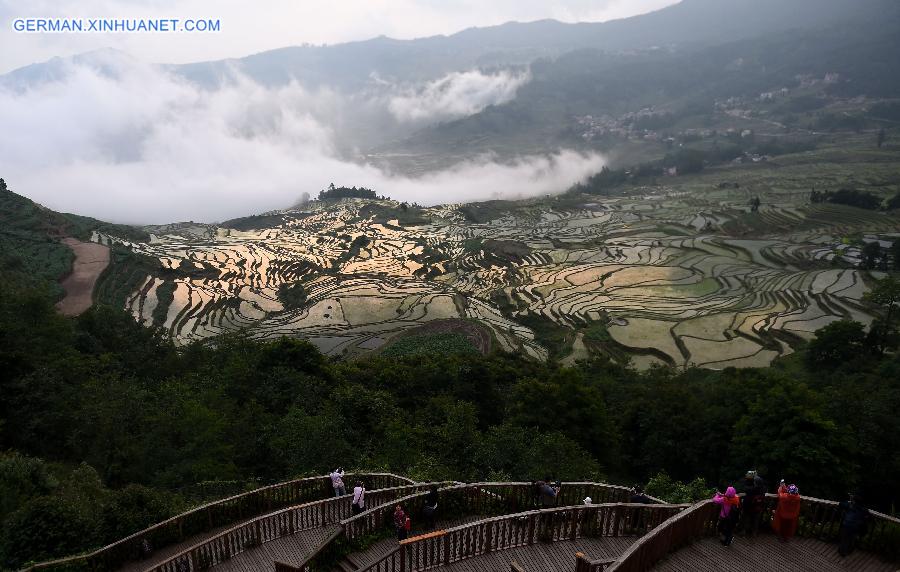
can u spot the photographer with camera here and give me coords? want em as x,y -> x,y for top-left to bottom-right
330,467 -> 346,497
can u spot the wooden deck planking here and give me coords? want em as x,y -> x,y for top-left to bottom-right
435,537 -> 636,572
651,535 -> 895,572
207,525 -> 341,572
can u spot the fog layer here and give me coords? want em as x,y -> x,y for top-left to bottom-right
0,59 -> 604,224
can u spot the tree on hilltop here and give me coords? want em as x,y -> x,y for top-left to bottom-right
806,319 -> 868,368
864,276 -> 900,353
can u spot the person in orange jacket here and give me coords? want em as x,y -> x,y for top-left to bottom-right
772,481 -> 801,542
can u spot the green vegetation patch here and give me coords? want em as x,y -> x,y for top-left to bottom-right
458,201 -> 510,224
357,202 -> 430,226
381,333 -> 479,358
152,281 -> 177,326
220,213 -> 289,231
515,312 -> 575,361
277,282 -> 308,311
583,321 -> 612,344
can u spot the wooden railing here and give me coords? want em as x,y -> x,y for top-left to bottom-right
359,503 -> 686,572
341,481 -> 657,543
603,499 -> 716,572
21,473 -> 413,572
605,493 -> 900,571
146,482 -> 449,572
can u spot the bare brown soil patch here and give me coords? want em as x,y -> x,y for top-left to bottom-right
56,238 -> 110,316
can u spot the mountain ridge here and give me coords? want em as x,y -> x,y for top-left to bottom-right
2,0 -> 889,91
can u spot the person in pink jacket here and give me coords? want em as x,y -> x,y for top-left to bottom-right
713,486 -> 741,546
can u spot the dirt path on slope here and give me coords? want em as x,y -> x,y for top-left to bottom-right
56,238 -> 110,316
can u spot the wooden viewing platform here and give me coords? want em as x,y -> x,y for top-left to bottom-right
19,476 -> 899,572
143,481 -> 647,572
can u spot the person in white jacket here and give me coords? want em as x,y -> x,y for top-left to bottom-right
352,482 -> 366,515
330,468 -> 346,496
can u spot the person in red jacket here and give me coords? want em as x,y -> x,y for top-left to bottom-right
772,482 -> 802,542
393,504 -> 408,541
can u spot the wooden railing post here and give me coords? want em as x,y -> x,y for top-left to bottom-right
574,552 -> 590,572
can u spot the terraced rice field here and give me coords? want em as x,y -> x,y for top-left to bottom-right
94,187 -> 898,369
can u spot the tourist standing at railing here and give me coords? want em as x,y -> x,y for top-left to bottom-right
537,476 -> 560,508
423,486 -> 439,530
630,485 -> 652,504
351,481 -> 366,515
838,493 -> 870,557
772,482 -> 801,542
713,486 -> 741,546
330,468 -> 346,497
394,504 -> 408,541
740,470 -> 767,537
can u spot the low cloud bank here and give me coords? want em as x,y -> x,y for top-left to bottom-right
0,59 -> 602,224
388,69 -> 530,123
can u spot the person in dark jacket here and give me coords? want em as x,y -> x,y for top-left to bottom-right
423,486 -> 439,530
838,494 -> 870,557
630,485 -> 652,504
740,471 -> 767,536
537,476 -> 559,508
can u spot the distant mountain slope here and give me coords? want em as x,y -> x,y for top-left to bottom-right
1,0 -> 888,91
168,0 -> 899,90
390,6 -> 900,160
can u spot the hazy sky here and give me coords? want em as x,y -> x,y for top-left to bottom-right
0,0 -> 678,73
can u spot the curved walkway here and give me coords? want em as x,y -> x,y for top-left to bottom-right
214,525 -> 341,572
350,502 -> 686,572
439,537 -> 634,572
144,482 -> 452,572
651,535 -> 893,572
